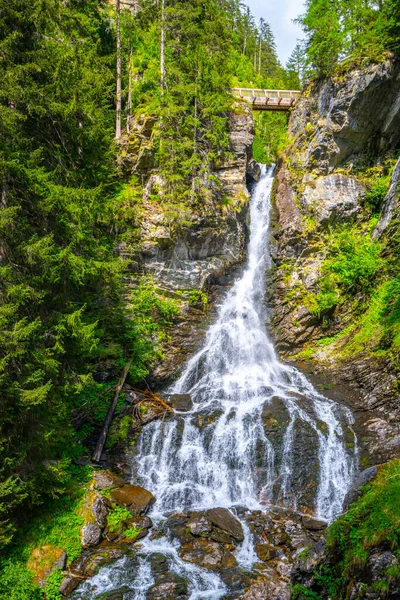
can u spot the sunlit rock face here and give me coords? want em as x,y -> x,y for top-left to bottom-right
289,59 -> 400,174
270,58 -> 400,466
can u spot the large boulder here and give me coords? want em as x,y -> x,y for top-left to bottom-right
93,470 -> 125,491
110,484 -> 156,515
206,508 -> 244,542
147,573 -> 189,600
300,174 -> 364,226
179,538 -> 236,570
81,522 -> 102,548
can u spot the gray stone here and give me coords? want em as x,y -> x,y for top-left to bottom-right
59,575 -> 81,596
301,516 -> 328,531
206,507 -> 244,542
367,549 -> 395,580
301,174 -> 364,226
343,465 -> 378,511
93,470 -> 125,491
373,157 -> 400,239
90,493 -> 108,528
81,522 -> 102,547
166,394 -> 193,412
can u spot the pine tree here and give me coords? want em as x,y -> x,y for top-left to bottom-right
286,42 -> 307,88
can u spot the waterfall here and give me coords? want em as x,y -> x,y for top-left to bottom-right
136,165 -> 356,520
72,166 -> 357,599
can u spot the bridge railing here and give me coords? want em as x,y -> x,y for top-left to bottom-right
230,88 -> 301,111
231,88 -> 301,99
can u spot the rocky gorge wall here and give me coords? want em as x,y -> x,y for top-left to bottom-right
270,59 -> 400,600
270,58 -> 400,468
118,103 -> 259,386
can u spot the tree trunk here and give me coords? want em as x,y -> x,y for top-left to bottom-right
127,49 -> 133,133
160,0 -> 166,94
115,0 -> 122,139
92,358 -> 133,463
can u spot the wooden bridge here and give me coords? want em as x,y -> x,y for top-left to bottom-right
231,88 -> 301,111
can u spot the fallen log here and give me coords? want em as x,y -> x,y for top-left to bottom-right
92,358 -> 133,463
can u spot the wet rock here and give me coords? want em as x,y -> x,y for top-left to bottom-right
72,544 -> 125,579
166,393 -> 193,412
150,552 -> 169,576
254,542 -> 279,562
110,484 -> 156,515
206,508 -> 244,542
247,159 -> 261,182
301,516 -> 328,531
179,538 -> 237,570
93,470 -> 125,491
237,579 -> 290,600
164,513 -> 193,544
59,575 -> 81,596
274,164 -> 303,242
148,573 -> 189,600
343,465 -> 378,511
220,567 -> 257,595
187,513 -> 212,537
81,523 -> 102,548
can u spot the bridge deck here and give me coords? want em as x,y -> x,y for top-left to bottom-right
231,88 -> 301,111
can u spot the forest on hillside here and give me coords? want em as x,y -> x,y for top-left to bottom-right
0,0 -> 399,598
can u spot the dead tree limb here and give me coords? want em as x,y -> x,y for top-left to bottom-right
92,358 -> 133,462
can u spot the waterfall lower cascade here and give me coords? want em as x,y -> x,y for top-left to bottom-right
73,166 -> 357,599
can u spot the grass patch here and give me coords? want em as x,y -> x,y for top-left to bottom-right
0,464 -> 92,600
294,459 -> 400,599
106,505 -> 132,534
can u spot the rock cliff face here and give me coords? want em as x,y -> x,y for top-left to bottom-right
270,58 -> 400,466
119,103 -> 257,385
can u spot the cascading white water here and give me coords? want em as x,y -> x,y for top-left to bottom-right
136,165 -> 356,520
72,166 -> 357,600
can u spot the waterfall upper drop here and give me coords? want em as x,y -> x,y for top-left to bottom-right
136,165 -> 357,522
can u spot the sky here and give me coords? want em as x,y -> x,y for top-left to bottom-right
244,0 -> 306,65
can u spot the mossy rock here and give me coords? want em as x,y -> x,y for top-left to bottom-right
27,544 -> 67,588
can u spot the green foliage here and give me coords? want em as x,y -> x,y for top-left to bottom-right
307,460 -> 400,599
124,526 -> 142,539
292,584 -> 322,600
324,230 -> 383,289
127,278 -> 180,380
44,569 -> 63,600
253,113 -> 290,164
363,176 -> 391,212
307,226 -> 384,317
106,415 -> 133,449
188,289 -> 209,311
0,465 -> 91,600
297,0 -> 400,77
0,562 -> 42,600
107,505 -> 132,534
